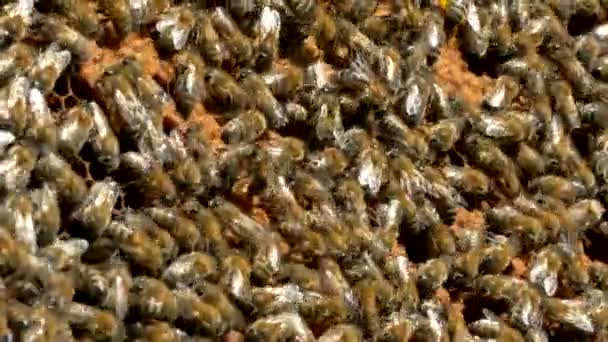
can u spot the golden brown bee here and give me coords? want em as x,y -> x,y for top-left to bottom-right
483,75 -> 520,111
63,302 -> 126,341
27,86 -> 58,149
528,175 -> 586,203
253,6 -> 281,72
39,238 -> 88,271
174,288 -> 226,336
527,244 -> 562,296
32,14 -> 96,61
71,180 -> 120,239
190,10 -> 224,66
99,0 -> 133,38
172,50 -> 207,116
87,101 -> 120,170
250,283 -> 303,316
374,312 -> 415,342
130,276 -> 178,322
35,152 -> 88,207
0,76 -> 30,137
30,184 -> 61,247
155,6 -> 195,52
0,42 -> 35,86
516,142 -> 546,178
429,117 -> 467,152
472,110 -> 539,144
442,165 -> 490,198
212,196 -> 266,243
104,220 -> 164,276
205,67 -> 249,110
218,253 -> 252,306
241,71 -> 289,129
182,199 -> 230,257
0,143 -> 37,193
28,43 -> 71,95
395,72 -> 432,128
247,312 -> 315,342
196,282 -> 246,332
379,113 -> 429,163
416,258 -> 450,297
120,151 -> 177,205
57,104 -> 94,158
210,7 -> 253,67
468,309 -> 526,341
466,134 -> 520,197
550,80 -> 581,130
261,64 -> 304,100
479,234 -> 518,275
1,192 -> 36,254
146,206 -> 202,252
221,109 -> 267,144
318,324 -> 362,342
543,297 -> 595,335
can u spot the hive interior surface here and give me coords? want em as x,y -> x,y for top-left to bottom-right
0,0 -> 608,340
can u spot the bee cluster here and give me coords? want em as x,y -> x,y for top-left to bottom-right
1,0 -> 608,340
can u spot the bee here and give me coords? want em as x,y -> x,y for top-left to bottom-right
218,254 -> 252,307
250,283 -> 304,316
35,152 -> 87,208
468,309 -> 526,341
395,71 -> 432,128
480,234 -> 518,275
543,297 -> 595,334
104,220 -> 164,276
0,43 -> 35,87
442,165 -> 490,199
416,258 -> 450,297
26,87 -> 57,150
172,50 -> 208,116
182,200 -> 230,257
63,302 -> 125,341
318,324 -> 362,342
146,206 -> 201,252
125,211 -> 178,264
252,232 -> 284,284
580,101 -> 608,130
196,282 -> 246,331
240,71 -> 288,129
191,10 -> 224,66
87,101 -> 120,170
7,301 -> 74,341
119,151 -> 177,205
0,192 -> 36,254
129,321 -> 191,342
527,244 -> 562,296
466,134 -> 520,197
211,197 -> 266,244
284,101 -> 308,123
254,7 -> 281,72
429,117 -> 467,152
483,75 -> 520,111
0,76 -> 30,137
71,180 -> 119,239
31,14 -> 96,62
549,80 -> 581,131
130,76 -> 175,130
57,104 -> 94,159
374,312 -> 415,341
39,238 -> 88,271
210,7 -> 253,67
130,276 -> 178,322
30,184 -> 60,248
0,143 -> 37,193
378,114 -> 429,163
549,47 -> 596,98
569,198 -> 605,233
246,312 -> 315,342
528,175 -> 586,203
28,43 -> 71,95
205,67 -> 250,110
471,111 -> 539,144
155,6 -> 195,52
485,205 -> 547,250
589,260 -> 608,291
515,143 -> 546,179
174,288 -> 225,336
221,109 -> 267,144
261,64 -> 304,101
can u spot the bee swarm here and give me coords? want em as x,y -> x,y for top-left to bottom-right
1,0 -> 608,340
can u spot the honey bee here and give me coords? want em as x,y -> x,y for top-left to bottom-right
429,117 -> 467,152
479,234 -> 518,275
39,238 -> 88,271
181,199 -> 230,257
57,104 -> 94,159
221,109 -> 267,144
528,175 -> 586,203
378,113 -> 429,163
190,10 -> 224,66
99,0 -> 132,38
284,101 -> 308,122
589,260 -> 608,291
104,220 -> 164,276
252,231 -> 283,284
543,297 -> 595,334
250,283 -> 304,316
254,7 -> 281,72
0,76 -> 30,137
0,143 -> 37,193
205,67 -> 250,110
130,276 -> 178,322
374,311 -> 415,341
246,312 -> 315,342
466,134 -> 520,197
218,253 -> 252,307
261,64 -> 304,101
146,206 -> 202,252
28,43 -> 71,95
395,71 -> 432,128
196,282 -> 246,332
172,50 -> 207,116
30,184 -> 61,247
35,152 -> 88,208
155,6 -> 195,52
71,180 -> 120,239
26,87 -> 58,150
211,196 -> 266,244
63,302 -> 126,341
317,324 -> 362,342
484,75 -> 520,111
240,71 -> 288,129
119,151 -> 177,205
527,244 -> 562,296
442,165 -> 490,199
1,192 -> 36,254
580,100 -> 608,130
485,205 -> 547,249
0,42 -> 35,87
468,309 -> 526,341
87,101 -> 120,170
416,258 -> 450,297
174,288 -> 226,336
32,13 -> 96,61
210,7 -> 253,67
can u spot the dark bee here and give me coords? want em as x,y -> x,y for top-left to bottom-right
191,10 -> 225,66
205,67 -> 250,110
241,71 -> 288,129
221,109 -> 267,144
35,152 -> 88,208
155,6 -> 195,52
210,7 -> 253,67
